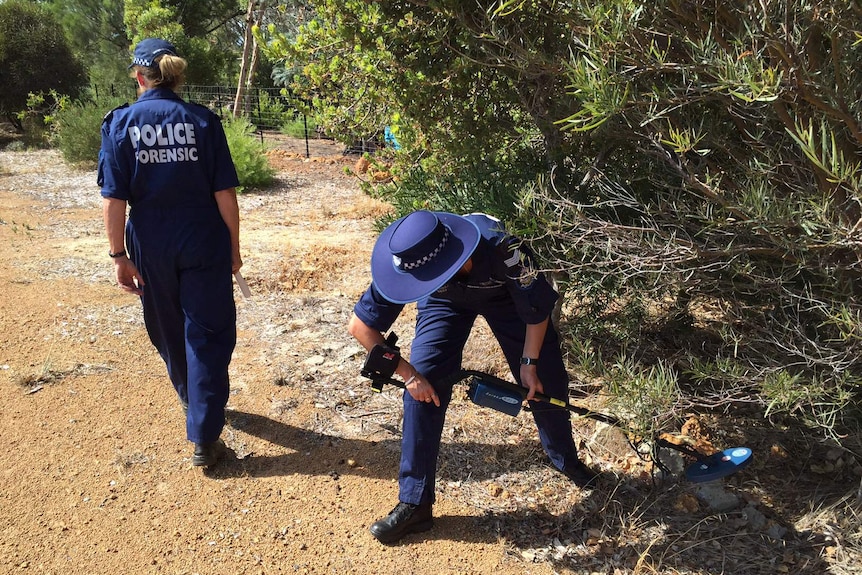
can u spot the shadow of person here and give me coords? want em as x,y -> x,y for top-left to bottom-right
202,409 -> 401,479
208,409 -> 616,487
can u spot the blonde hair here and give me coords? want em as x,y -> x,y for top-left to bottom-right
131,54 -> 187,92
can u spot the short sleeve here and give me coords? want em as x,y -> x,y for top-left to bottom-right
98,111 -> 131,200
353,284 -> 405,332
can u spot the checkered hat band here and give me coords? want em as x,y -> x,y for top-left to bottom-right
132,49 -> 175,67
395,228 -> 450,271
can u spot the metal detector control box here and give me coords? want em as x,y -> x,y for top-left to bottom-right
468,377 -> 524,417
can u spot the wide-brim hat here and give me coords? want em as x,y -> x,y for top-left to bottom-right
129,38 -> 177,68
371,211 -> 481,304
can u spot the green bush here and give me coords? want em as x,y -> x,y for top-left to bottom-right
52,92 -> 127,165
222,116 -> 275,192
251,91 -> 291,130
367,141 -> 546,232
281,113 -> 317,139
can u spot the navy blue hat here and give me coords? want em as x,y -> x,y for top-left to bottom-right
129,38 -> 177,68
371,211 -> 481,304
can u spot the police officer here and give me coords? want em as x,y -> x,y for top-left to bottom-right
98,38 -> 241,468
348,210 -> 599,543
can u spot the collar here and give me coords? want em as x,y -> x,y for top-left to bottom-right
136,87 -> 182,103
452,239 -> 490,284
470,240 -> 492,279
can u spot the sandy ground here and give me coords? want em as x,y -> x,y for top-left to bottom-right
1,144 -> 860,575
0,145 -> 584,575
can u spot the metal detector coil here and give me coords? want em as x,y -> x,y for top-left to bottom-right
684,447 -> 753,483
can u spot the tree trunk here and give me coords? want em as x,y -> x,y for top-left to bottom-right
232,0 -> 257,117
244,1 -> 268,103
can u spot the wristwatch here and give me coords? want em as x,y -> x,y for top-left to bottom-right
520,357 -> 538,366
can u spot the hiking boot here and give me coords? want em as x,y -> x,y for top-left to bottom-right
192,440 -> 225,467
369,501 -> 433,543
560,460 -> 600,488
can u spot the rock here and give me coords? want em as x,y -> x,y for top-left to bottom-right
302,355 -> 325,366
695,482 -> 740,511
673,493 -> 700,513
741,504 -> 767,530
766,523 -> 788,540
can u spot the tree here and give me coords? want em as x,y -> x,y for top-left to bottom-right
233,0 -> 268,117
262,0 -> 862,438
0,0 -> 87,130
123,0 -> 243,86
528,0 -> 862,433
42,0 -> 130,87
259,1 -> 566,162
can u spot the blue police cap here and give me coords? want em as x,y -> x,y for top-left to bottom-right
129,38 -> 177,68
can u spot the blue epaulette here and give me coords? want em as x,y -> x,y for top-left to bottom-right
102,103 -> 129,125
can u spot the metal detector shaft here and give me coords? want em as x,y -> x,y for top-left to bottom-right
369,368 -> 622,427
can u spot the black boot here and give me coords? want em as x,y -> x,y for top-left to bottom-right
369,501 -> 433,543
560,460 -> 600,488
192,440 -> 225,467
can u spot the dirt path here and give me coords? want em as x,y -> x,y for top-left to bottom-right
0,149 -> 582,575
1,148 -> 859,575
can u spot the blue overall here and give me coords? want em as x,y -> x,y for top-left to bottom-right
98,88 -> 240,444
354,214 -> 580,505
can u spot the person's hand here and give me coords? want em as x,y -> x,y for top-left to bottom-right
519,364 -> 544,401
405,372 -> 440,407
114,257 -> 144,296
231,251 -> 243,274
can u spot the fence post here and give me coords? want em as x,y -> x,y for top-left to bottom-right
255,87 -> 262,127
304,113 -> 309,158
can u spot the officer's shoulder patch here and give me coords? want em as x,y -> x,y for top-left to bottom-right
102,103 -> 129,125
497,236 -> 522,267
497,236 -> 539,288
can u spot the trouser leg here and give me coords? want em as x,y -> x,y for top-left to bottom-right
127,223 -> 190,406
487,316 -> 580,470
178,224 -> 235,445
398,304 -> 474,505
180,267 -> 235,444
127,214 -> 235,444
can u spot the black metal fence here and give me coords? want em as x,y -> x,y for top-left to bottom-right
96,84 -> 385,157
99,83 -> 321,143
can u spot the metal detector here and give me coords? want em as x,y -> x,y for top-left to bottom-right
361,336 -> 752,483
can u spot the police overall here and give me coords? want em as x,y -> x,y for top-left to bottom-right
98,87 -> 239,445
354,213 -> 581,506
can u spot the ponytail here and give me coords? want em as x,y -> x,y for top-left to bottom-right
132,54 -> 188,92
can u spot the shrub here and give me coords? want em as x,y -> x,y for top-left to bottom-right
249,90 -> 291,130
281,113 -> 317,139
222,116 -> 275,192
52,92 -> 127,165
